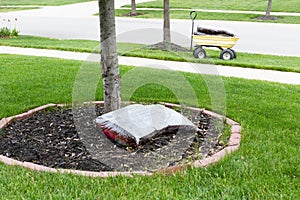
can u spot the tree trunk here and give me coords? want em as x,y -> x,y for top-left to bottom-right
265,0 -> 272,16
163,0 -> 171,44
98,0 -> 121,113
131,0 -> 137,15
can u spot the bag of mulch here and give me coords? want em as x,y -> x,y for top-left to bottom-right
94,104 -> 197,147
195,26 -> 235,37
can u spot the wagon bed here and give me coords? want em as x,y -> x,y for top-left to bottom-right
193,34 -> 239,49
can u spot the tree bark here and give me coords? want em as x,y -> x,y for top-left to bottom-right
163,0 -> 171,44
98,0 -> 121,113
131,0 -> 137,15
265,0 -> 272,16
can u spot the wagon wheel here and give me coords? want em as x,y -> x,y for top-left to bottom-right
193,47 -> 206,59
229,49 -> 237,59
220,49 -> 234,60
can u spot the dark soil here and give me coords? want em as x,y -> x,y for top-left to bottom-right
122,12 -> 146,17
145,42 -> 190,52
0,105 -> 226,172
254,15 -> 282,21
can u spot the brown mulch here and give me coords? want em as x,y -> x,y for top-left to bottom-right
254,15 -> 282,21
145,42 -> 190,52
122,12 -> 146,17
0,105 -> 226,172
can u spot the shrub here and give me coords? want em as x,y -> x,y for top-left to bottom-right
0,18 -> 20,38
0,27 -> 11,37
11,28 -> 20,37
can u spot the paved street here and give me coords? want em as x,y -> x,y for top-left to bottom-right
2,1 -> 300,57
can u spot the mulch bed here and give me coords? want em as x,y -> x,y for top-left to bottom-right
145,42 -> 190,52
253,15 -> 282,21
0,105 -> 226,172
122,12 -> 146,17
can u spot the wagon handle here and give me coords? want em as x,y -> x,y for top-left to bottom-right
190,11 -> 197,20
190,11 -> 197,50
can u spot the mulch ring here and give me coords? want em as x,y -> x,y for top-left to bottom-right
122,12 -> 146,17
0,103 -> 239,174
145,42 -> 190,52
253,15 -> 282,21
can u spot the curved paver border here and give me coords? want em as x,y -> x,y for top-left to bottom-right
0,102 -> 241,178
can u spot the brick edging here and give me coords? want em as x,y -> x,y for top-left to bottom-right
0,102 -> 241,178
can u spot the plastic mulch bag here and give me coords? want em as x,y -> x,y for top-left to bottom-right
94,104 -> 197,147
195,26 -> 235,37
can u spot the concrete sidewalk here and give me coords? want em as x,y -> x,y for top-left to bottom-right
0,46 -> 299,85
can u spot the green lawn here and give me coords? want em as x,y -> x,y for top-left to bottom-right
1,35 -> 300,73
0,7 -> 38,12
0,0 -> 94,6
125,48 -> 300,73
0,54 -> 299,199
115,9 -> 300,24
2,0 -> 300,13
133,0 -> 300,13
0,35 -> 143,53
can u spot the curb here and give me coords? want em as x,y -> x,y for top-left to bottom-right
0,102 -> 241,178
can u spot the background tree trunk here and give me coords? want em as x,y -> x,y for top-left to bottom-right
265,0 -> 272,16
163,0 -> 171,44
98,0 -> 121,113
131,0 -> 137,15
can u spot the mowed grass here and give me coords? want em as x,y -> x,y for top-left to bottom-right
124,48 -> 300,73
0,54 -> 299,199
115,9 -> 300,24
0,0 -> 94,6
133,0 -> 300,13
0,35 -> 143,53
0,7 -> 39,13
1,35 -> 300,73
